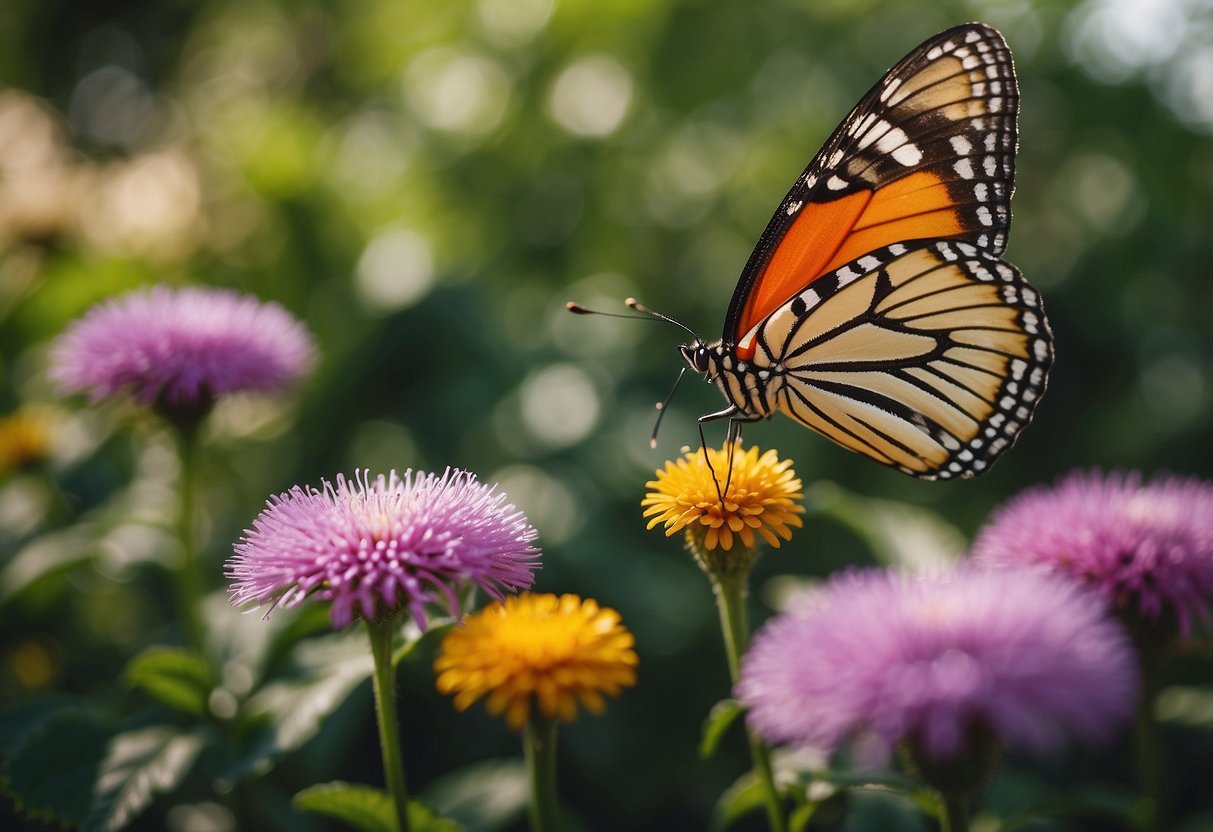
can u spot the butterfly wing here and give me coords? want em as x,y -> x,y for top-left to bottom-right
748,241 -> 1051,479
726,23 -> 1018,355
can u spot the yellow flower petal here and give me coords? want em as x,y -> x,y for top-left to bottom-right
642,442 -> 805,553
434,593 -> 638,730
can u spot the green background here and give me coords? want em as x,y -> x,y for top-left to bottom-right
2,0 -> 1210,829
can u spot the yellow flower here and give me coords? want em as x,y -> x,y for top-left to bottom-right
642,443 -> 804,553
435,593 -> 638,730
0,408 -> 52,474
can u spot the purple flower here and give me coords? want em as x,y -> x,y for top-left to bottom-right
50,285 -> 315,411
227,469 -> 541,629
737,567 -> 1136,769
972,470 -> 1213,635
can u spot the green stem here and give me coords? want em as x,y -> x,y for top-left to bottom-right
713,571 -> 787,832
939,790 -> 969,832
173,425 -> 204,650
366,617 -> 411,832
524,713 -> 559,832
1136,651 -> 1162,832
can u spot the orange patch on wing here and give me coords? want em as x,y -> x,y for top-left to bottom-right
735,171 -> 965,341
736,189 -> 871,339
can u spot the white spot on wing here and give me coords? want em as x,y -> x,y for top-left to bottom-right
835,266 -> 860,286
892,142 -> 922,166
826,175 -> 848,190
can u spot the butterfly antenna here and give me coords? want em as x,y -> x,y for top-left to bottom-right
623,297 -> 698,339
566,298 -> 698,341
650,367 -> 687,448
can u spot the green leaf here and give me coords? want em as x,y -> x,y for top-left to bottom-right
392,616 -> 454,667
294,782 -> 395,832
221,630 -> 374,786
807,483 -> 965,570
124,647 -> 214,716
0,693 -> 89,755
699,698 -> 744,759
788,802 -> 819,832
794,768 -> 920,794
840,789 -> 930,832
710,770 -> 765,831
1156,684 -> 1213,730
202,590 -> 322,691
0,525 -> 96,608
2,708 -> 111,827
422,758 -> 528,831
294,782 -> 461,832
84,725 -> 206,832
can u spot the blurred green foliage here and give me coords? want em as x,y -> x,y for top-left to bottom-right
1,0 -> 1211,829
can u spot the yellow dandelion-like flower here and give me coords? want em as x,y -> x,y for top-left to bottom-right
642,442 -> 804,554
435,592 -> 638,730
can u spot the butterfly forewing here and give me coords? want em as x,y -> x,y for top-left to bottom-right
748,241 -> 1051,479
727,23 -> 1019,346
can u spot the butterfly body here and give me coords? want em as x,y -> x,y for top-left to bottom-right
677,23 -> 1053,480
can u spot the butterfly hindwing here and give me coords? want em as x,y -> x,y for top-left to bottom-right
748,241 -> 1051,479
728,23 -> 1019,346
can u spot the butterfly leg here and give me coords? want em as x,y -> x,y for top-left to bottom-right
697,406 -> 761,501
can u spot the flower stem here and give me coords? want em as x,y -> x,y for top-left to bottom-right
939,790 -> 969,832
712,571 -> 787,832
524,712 -> 560,832
366,617 -> 411,832
173,425 -> 204,650
1135,650 -> 1163,832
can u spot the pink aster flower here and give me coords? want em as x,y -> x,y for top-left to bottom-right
737,567 -> 1136,773
50,285 -> 315,413
972,470 -> 1213,636
227,469 -> 541,629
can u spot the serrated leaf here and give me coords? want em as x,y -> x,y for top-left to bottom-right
221,630 -> 374,786
699,699 -> 744,759
294,782 -> 461,832
0,694 -> 89,756
3,709 -> 111,827
84,725 -> 205,832
422,758 -> 527,831
124,647 -> 214,716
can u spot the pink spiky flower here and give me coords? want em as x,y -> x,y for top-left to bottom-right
227,469 -> 541,629
973,469 -> 1213,636
50,285 -> 315,414
738,566 -> 1136,778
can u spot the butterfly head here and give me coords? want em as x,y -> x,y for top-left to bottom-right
679,340 -> 713,376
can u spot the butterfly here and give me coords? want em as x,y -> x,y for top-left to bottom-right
572,23 -> 1052,480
